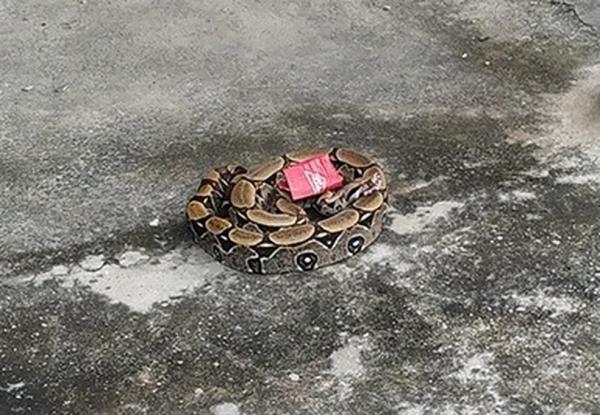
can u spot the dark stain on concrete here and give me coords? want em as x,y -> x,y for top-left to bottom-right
426,1 -> 598,95
456,34 -> 580,94
0,282 -> 149,414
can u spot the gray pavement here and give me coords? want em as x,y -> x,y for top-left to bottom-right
1,0 -> 600,414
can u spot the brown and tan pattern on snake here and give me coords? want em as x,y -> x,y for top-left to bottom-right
185,148 -> 388,274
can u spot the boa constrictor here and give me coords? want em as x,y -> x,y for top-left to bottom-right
185,148 -> 388,274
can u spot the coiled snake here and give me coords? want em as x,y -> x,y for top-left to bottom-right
186,148 -> 388,274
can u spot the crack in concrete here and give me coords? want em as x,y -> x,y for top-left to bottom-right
550,0 -> 596,30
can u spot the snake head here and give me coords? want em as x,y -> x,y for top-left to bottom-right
315,174 -> 382,215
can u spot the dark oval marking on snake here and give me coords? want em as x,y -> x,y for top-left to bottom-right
348,235 -> 365,255
296,252 -> 318,271
247,256 -> 263,274
212,246 -> 223,262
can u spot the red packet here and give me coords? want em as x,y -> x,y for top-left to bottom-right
279,154 -> 343,201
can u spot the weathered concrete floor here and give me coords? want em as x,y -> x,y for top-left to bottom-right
2,0 -> 600,414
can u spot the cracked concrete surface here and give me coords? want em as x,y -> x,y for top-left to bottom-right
1,0 -> 600,414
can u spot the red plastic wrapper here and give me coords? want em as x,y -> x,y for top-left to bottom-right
278,154 -> 344,201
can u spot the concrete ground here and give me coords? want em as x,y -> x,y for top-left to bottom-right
2,0 -> 600,413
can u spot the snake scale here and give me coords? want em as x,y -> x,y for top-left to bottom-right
185,148 -> 388,274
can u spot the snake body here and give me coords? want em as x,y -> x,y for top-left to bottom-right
186,148 -> 388,274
